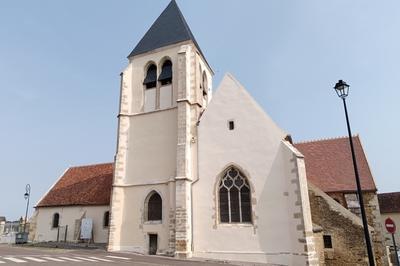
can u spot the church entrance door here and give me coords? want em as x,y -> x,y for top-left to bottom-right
149,234 -> 158,255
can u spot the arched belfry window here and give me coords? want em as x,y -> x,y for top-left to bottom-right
143,64 -> 157,89
147,192 -> 162,221
158,60 -> 173,109
52,213 -> 60,228
143,64 -> 157,112
158,60 -> 172,85
219,167 -> 252,223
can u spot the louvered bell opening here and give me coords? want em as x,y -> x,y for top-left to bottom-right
158,61 -> 172,85
144,65 -> 157,89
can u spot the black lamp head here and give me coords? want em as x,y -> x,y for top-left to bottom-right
334,80 -> 350,98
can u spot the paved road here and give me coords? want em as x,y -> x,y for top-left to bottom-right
0,245 -> 234,265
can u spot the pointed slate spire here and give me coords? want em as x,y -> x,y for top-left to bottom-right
128,0 -> 204,58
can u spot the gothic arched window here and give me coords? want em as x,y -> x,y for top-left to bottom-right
52,213 -> 60,228
219,167 -> 252,223
147,192 -> 162,221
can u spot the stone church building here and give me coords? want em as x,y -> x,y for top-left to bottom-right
30,1 -> 389,265
107,1 -> 314,264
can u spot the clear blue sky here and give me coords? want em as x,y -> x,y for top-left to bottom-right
1,0 -> 399,220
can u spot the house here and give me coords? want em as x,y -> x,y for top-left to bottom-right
295,137 -> 387,265
32,163 -> 113,243
378,192 -> 400,246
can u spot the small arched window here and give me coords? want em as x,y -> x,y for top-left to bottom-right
143,64 -> 157,89
103,211 -> 110,227
147,192 -> 162,221
158,60 -> 172,85
52,213 -> 60,228
219,167 -> 252,223
199,65 -> 203,90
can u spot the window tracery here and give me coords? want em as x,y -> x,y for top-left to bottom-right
219,167 -> 252,223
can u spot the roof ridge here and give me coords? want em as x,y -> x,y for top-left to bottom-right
69,162 -> 113,169
294,134 -> 359,144
378,191 -> 400,195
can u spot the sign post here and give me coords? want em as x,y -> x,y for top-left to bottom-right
385,217 -> 399,266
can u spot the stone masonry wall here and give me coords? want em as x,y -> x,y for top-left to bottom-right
364,192 -> 388,266
326,191 -> 388,265
309,185 -> 368,265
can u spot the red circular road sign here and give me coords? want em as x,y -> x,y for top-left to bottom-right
385,217 -> 396,234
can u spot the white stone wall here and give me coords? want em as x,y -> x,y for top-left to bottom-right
34,205 -> 109,243
193,74 -> 314,265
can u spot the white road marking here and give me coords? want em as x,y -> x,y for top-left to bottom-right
0,260 -> 5,264
106,255 -> 131,260
42,257 -> 66,262
59,257 -> 82,262
73,256 -> 98,262
23,257 -> 47,262
88,256 -> 114,262
3,257 -> 27,263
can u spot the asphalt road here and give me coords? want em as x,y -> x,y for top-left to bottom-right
0,245 -> 234,266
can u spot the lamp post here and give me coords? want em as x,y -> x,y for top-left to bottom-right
334,80 -> 375,266
23,184 -> 31,234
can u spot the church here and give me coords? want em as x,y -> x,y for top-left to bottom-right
31,1 -> 388,265
107,0 -> 314,264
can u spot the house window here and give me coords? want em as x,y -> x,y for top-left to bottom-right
144,64 -> 157,112
159,60 -> 173,109
219,167 -> 252,223
52,213 -> 60,228
323,235 -> 333,249
103,211 -> 110,227
147,192 -> 162,221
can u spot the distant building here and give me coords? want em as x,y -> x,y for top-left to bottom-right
378,192 -> 400,246
0,217 -> 22,244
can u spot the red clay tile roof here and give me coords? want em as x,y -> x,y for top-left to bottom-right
294,136 -> 377,193
378,192 -> 400,213
36,163 -> 113,207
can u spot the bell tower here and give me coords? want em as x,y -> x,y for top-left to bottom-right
108,0 -> 213,257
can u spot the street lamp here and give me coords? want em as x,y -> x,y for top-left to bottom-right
23,184 -> 31,234
334,80 -> 375,266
